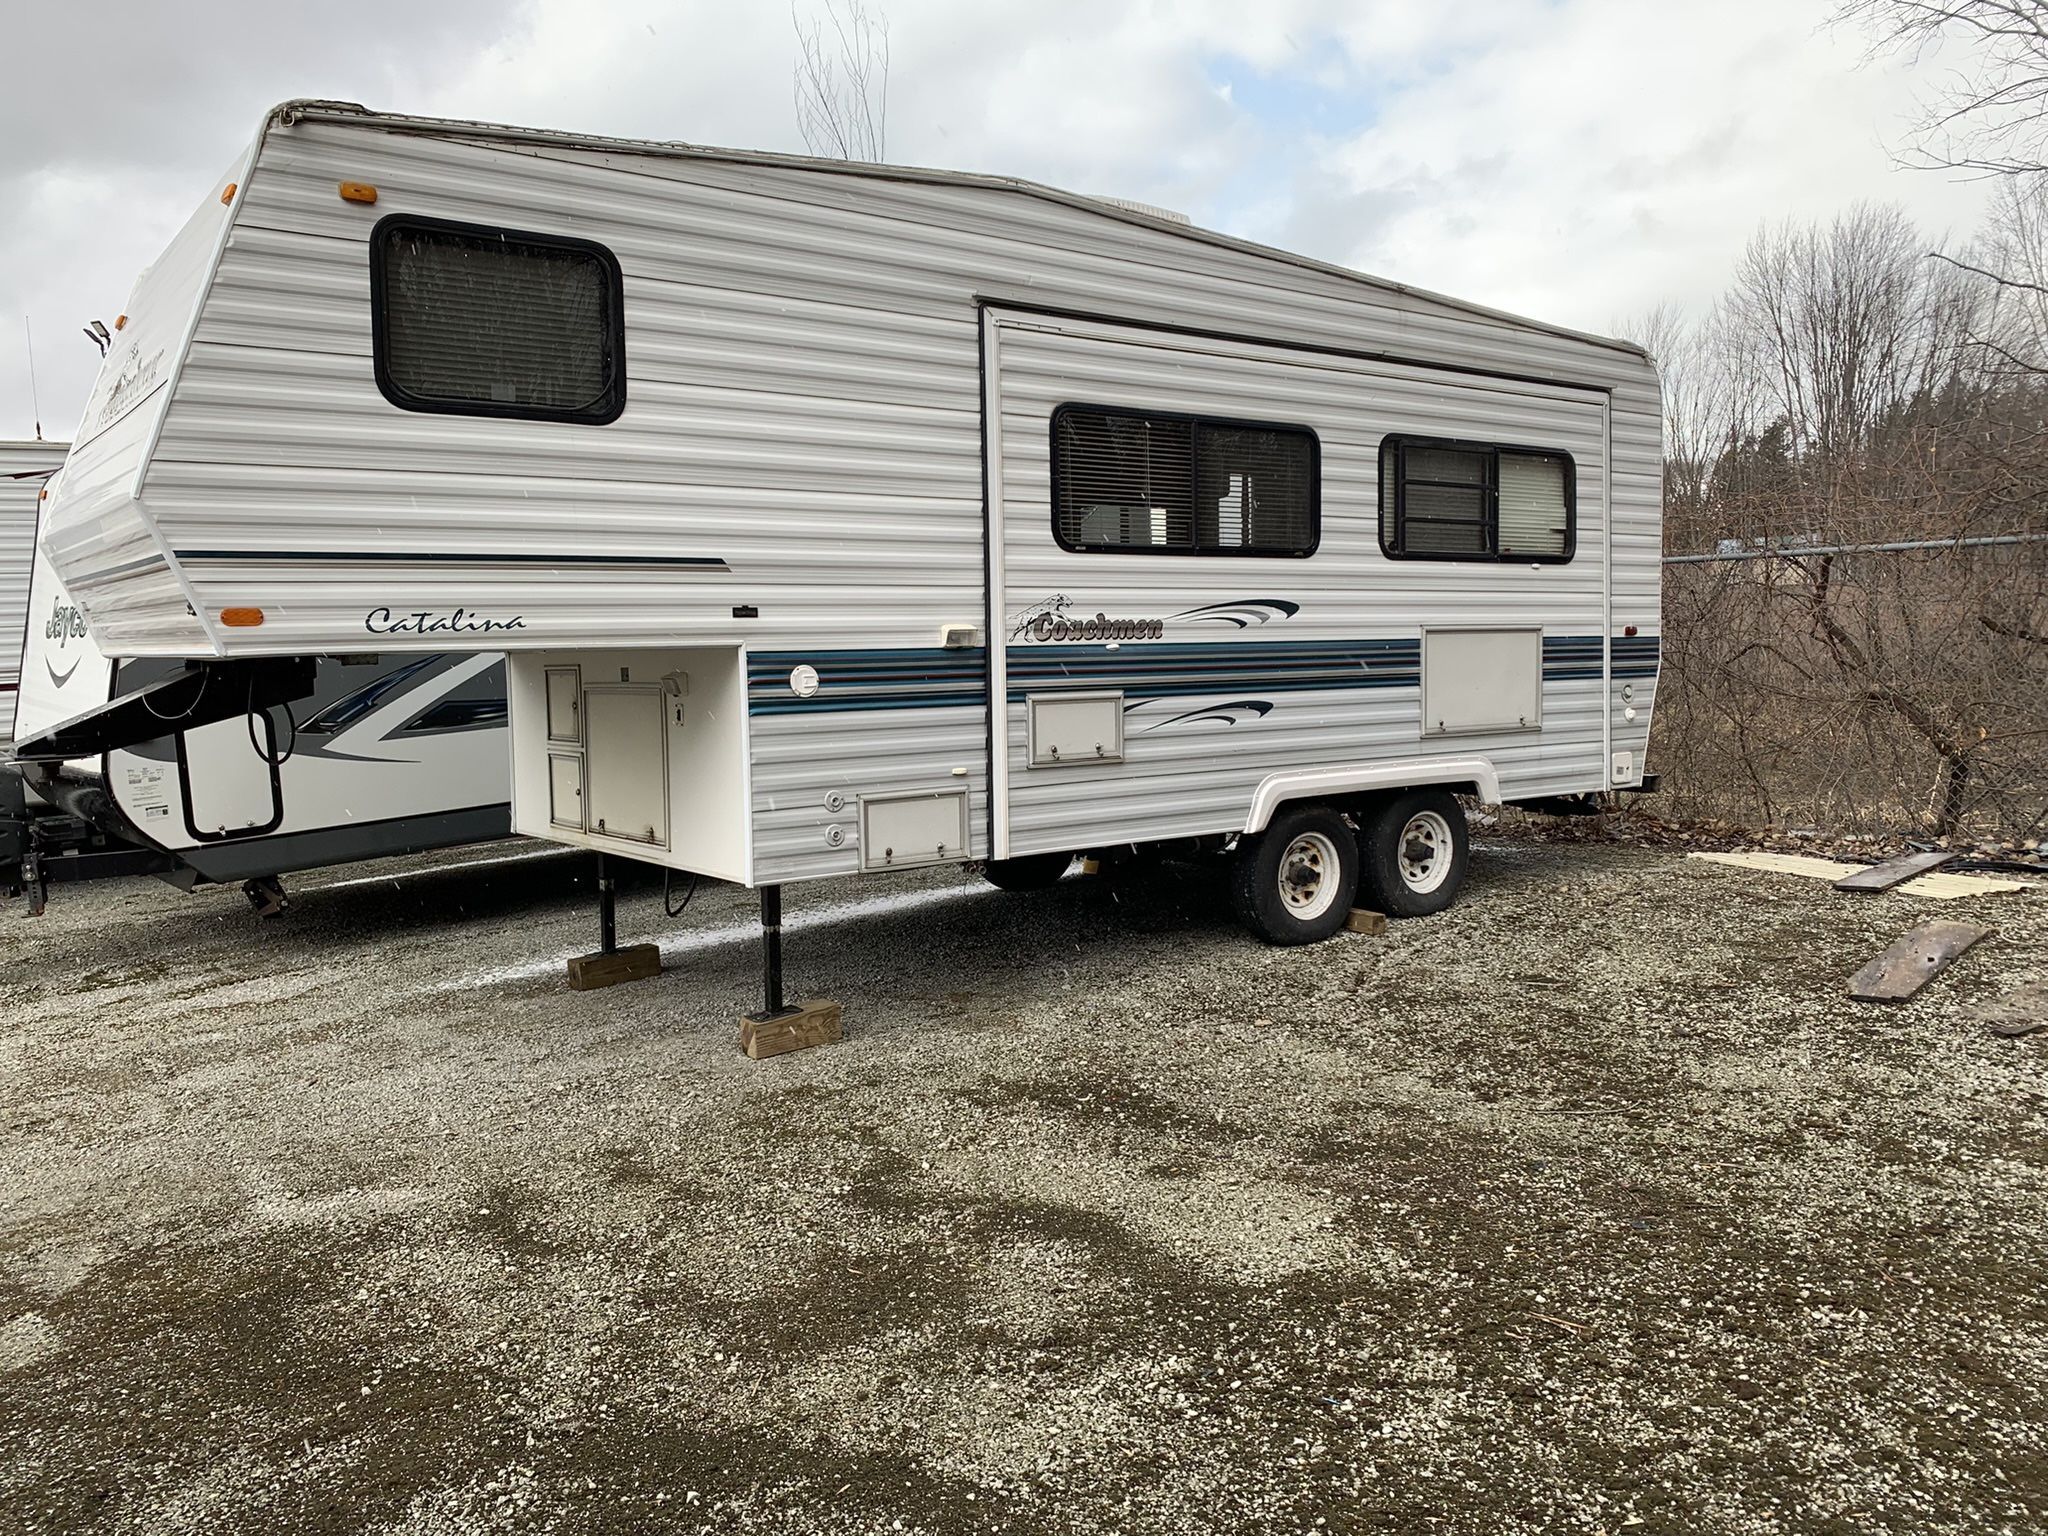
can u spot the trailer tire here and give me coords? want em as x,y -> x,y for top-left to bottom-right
982,852 -> 1074,891
1356,788 -> 1469,918
1230,804 -> 1359,946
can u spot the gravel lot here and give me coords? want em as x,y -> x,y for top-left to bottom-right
2,829 -> 2045,1535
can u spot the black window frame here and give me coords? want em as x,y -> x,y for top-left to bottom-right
1050,402 -> 1321,558
1378,434 -> 1577,564
369,213 -> 628,426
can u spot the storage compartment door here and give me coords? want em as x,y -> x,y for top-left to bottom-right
179,712 -> 282,840
583,687 -> 668,847
1421,629 -> 1542,736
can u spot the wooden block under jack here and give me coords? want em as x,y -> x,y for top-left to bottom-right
740,999 -> 844,1060
1345,908 -> 1389,935
566,943 -> 662,991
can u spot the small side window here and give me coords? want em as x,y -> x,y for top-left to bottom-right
371,215 -> 626,425
1379,436 -> 1575,562
1052,405 -> 1318,556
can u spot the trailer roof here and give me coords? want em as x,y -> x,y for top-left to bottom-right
267,100 -> 1653,366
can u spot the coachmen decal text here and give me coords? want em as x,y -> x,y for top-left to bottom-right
1025,611 -> 1163,642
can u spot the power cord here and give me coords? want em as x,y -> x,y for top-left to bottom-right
663,866 -> 699,919
246,674 -> 297,766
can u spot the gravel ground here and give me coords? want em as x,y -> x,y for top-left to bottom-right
1,830 -> 2044,1535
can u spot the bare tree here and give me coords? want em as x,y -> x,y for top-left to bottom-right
1950,172 -> 2048,374
1651,201 -> 2048,838
793,1 -> 890,162
1836,6 -> 2048,378
1837,0 -> 2048,177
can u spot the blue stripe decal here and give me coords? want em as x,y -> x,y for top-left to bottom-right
1544,634 -> 1661,684
178,549 -> 730,569
749,647 -> 988,715
746,636 -> 1658,714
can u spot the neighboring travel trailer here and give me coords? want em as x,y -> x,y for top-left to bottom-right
0,439 -> 64,742
5,458 -> 512,911
29,102 -> 1661,1003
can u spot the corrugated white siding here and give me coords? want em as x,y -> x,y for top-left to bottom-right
0,441 -> 67,740
45,107 -> 1657,665
989,315 -> 1612,853
35,146 -> 250,657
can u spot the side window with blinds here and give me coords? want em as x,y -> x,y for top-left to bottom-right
1052,406 -> 1318,556
371,216 -> 626,425
1378,436 -> 1574,562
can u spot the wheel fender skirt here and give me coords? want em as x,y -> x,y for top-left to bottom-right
6,657 -> 318,763
1244,757 -> 1502,834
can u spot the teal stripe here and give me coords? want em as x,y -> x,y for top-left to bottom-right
746,635 -> 1657,715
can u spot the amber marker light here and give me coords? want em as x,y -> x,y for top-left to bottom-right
220,607 -> 265,628
115,315 -> 128,330
220,182 -> 238,205
338,181 -> 378,204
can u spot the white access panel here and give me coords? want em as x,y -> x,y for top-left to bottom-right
548,753 -> 584,830
183,713 -> 279,836
583,686 -> 669,847
1421,630 -> 1543,736
1028,692 -> 1124,767
545,666 -> 582,743
860,790 -> 969,870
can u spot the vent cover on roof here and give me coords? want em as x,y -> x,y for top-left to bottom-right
1094,197 -> 1191,225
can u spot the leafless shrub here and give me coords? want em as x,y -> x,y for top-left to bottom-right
792,0 -> 889,162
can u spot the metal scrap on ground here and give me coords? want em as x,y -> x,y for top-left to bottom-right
1688,850 -> 2030,900
1848,921 -> 1993,1003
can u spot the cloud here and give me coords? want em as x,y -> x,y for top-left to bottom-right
0,0 -> 2002,440
1255,0 -> 1993,331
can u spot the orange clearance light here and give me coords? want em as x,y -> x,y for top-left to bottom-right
338,181 -> 378,205
115,314 -> 128,331
220,607 -> 265,628
220,182 -> 238,205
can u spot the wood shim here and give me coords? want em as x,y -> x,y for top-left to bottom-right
1833,850 -> 1958,892
1849,921 -> 1991,1003
1687,850 -> 2029,900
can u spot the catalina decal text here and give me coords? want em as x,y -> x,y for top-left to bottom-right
364,606 -> 528,637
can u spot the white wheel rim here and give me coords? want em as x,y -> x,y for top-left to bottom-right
1278,831 -> 1343,920
1397,810 -> 1454,894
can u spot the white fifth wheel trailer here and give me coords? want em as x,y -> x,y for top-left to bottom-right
5,457 -> 512,909
29,102 -> 1662,1003
0,439 -> 62,742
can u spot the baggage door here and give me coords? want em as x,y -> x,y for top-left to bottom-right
178,711 -> 283,839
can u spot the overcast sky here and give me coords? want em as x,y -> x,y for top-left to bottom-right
0,0 -> 1996,442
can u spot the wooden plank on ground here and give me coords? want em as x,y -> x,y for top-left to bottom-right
1833,850 -> 1959,892
1848,921 -> 1992,1003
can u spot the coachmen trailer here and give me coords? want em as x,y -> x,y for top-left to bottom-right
0,439 -> 63,742
29,101 -> 1662,1017
6,460 -> 513,911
